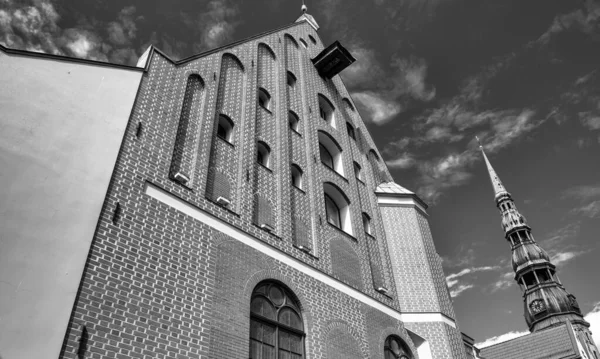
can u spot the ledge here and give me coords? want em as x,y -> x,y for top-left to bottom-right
321,162 -> 348,183
326,222 -> 357,241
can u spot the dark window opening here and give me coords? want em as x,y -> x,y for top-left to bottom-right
258,88 -> 271,111
320,143 -> 334,169
289,111 -> 299,132
287,71 -> 297,87
308,35 -> 317,44
354,162 -> 362,181
291,165 -> 303,189
325,194 -> 341,228
257,142 -> 271,168
346,122 -> 356,140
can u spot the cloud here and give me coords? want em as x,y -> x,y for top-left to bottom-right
475,330 -> 529,349
343,42 -> 436,125
571,200 -> 600,218
582,115 -> 600,130
0,0 -> 142,65
445,265 -> 500,297
585,302 -> 600,346
537,0 -> 600,44
491,272 -> 514,293
551,251 -> 587,266
562,184 -> 600,218
352,91 -> 404,125
186,0 -> 240,53
449,284 -> 474,298
385,152 -> 416,169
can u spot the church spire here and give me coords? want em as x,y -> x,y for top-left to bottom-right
477,139 -> 594,337
477,137 -> 509,200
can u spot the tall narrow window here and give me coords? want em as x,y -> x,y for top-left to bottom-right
354,161 -> 362,181
258,88 -> 271,111
318,94 -> 335,128
257,141 -> 271,168
319,143 -> 334,169
325,194 -> 341,228
384,336 -> 413,359
217,115 -> 234,143
250,282 -> 304,358
289,111 -> 300,132
362,213 -> 372,235
299,38 -> 308,48
346,122 -> 356,140
291,164 -> 303,189
323,182 -> 352,234
287,71 -> 297,87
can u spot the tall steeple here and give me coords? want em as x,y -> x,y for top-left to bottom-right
477,141 -> 594,336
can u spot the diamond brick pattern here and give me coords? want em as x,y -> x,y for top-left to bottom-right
58,19 -> 465,359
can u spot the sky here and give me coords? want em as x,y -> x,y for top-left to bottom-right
1,0 -> 599,348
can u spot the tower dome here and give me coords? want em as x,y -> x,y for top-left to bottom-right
511,242 -> 550,272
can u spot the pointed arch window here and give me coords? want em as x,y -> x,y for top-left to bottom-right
217,115 -> 234,143
299,38 -> 308,48
258,88 -> 272,111
324,182 -> 352,234
308,35 -> 317,44
289,111 -> 300,132
250,282 -> 304,358
362,213 -> 372,235
384,336 -> 413,359
291,164 -> 303,189
257,141 -> 271,169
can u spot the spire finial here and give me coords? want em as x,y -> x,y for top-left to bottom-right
301,0 -> 308,13
476,136 -> 483,149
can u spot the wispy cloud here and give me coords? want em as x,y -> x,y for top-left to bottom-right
445,265 -> 500,298
537,0 -> 600,44
0,0 -> 142,64
562,183 -> 600,219
475,330 -> 529,349
551,251 -> 588,266
490,272 -> 514,293
385,152 -> 416,169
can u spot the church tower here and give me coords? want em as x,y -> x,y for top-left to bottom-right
478,142 -> 599,357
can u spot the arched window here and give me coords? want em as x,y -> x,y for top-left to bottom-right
308,35 -> 317,44
384,336 -> 413,359
318,131 -> 344,176
318,94 -> 335,128
289,111 -> 300,132
287,71 -> 297,87
319,143 -> 334,169
346,122 -> 356,140
257,141 -> 271,168
354,161 -> 362,181
325,194 -> 341,228
217,115 -> 234,142
324,182 -> 352,234
291,164 -> 303,189
258,88 -> 272,111
362,213 -> 372,235
250,282 -> 304,358
299,38 -> 308,48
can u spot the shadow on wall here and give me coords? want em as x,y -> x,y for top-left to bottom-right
407,330 -> 433,359
77,326 -> 89,359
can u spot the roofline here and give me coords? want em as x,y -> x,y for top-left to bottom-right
152,20 -> 310,66
375,191 -> 429,210
0,19 -> 311,71
0,43 -> 144,72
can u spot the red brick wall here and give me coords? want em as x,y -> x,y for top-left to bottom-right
59,20 -> 463,358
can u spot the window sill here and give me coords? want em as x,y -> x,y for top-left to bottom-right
356,178 -> 365,185
259,105 -> 273,115
321,162 -> 348,182
217,136 -> 235,148
258,162 -> 273,173
252,223 -> 282,240
293,185 -> 306,194
291,129 -> 302,137
326,221 -> 357,241
205,196 -> 240,217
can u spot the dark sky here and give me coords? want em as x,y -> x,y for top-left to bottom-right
2,0 -> 599,347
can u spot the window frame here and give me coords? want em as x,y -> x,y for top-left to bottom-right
324,194 -> 341,228
287,71 -> 297,87
319,143 -> 334,169
250,282 -> 305,359
291,164 -> 303,190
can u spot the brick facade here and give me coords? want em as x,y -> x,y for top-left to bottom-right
59,18 -> 466,359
